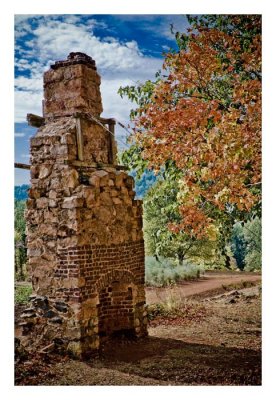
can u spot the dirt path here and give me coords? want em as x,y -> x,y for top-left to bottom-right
146,272 -> 261,304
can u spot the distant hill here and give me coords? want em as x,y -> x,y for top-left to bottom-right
15,184 -> 29,200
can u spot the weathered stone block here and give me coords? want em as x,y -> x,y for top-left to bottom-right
49,199 -> 57,208
40,224 -> 57,236
36,197 -> 48,209
62,196 -> 84,209
89,175 -> 100,187
85,192 -> 96,209
27,248 -> 43,257
29,188 -> 41,199
94,206 -> 112,223
49,190 -> 57,199
115,172 -> 127,187
39,165 -> 52,179
30,166 -> 39,179
99,191 -> 113,205
113,197 -> 122,205
62,170 -> 79,189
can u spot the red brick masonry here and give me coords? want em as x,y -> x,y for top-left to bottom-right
54,240 -> 145,302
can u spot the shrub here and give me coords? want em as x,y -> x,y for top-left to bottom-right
147,295 -> 207,324
231,218 -> 261,272
145,256 -> 202,287
15,285 -> 32,305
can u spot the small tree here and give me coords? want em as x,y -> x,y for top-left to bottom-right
231,218 -> 261,271
231,223 -> 247,270
144,176 -> 225,268
14,201 -> 27,280
244,217 -> 261,271
143,177 -> 190,264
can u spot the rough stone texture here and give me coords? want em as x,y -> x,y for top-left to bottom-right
43,52 -> 103,118
17,53 -> 147,358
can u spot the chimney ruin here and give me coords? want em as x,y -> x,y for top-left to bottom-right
17,53 -> 148,357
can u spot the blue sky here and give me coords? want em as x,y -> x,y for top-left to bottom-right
14,14 -> 190,185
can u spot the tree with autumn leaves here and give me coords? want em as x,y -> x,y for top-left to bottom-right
119,15 -> 261,262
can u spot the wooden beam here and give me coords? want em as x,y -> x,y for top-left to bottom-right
27,113 -> 45,127
99,117 -> 116,125
64,160 -> 128,170
14,162 -> 30,170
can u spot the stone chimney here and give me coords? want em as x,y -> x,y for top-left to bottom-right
17,53 -> 147,358
43,52 -> 103,118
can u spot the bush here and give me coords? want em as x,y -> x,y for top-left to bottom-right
147,296 -> 207,324
15,285 -> 32,305
243,218 -> 261,271
145,256 -> 201,287
231,218 -> 261,272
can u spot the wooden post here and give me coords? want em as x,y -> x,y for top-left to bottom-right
108,120 -> 117,164
75,117 -> 84,161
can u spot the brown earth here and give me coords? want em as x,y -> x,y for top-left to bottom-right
146,272 -> 261,304
15,273 -> 261,386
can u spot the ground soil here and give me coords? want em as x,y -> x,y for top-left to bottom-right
146,271 -> 261,304
15,272 -> 261,386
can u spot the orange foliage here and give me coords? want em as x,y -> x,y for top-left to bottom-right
133,22 -> 261,237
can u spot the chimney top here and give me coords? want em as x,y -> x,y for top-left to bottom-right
51,52 -> 97,70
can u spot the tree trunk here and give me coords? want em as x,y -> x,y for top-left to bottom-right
177,252 -> 184,266
222,248 -> 231,270
14,248 -> 18,275
154,254 -> 160,262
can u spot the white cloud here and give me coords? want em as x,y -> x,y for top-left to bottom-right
14,15 -> 42,38
60,15 -> 82,25
14,15 -> 163,123
15,75 -> 42,92
30,20 -> 145,72
15,15 -> 40,24
15,90 -> 43,122
101,78 -> 134,122
14,132 -> 25,138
